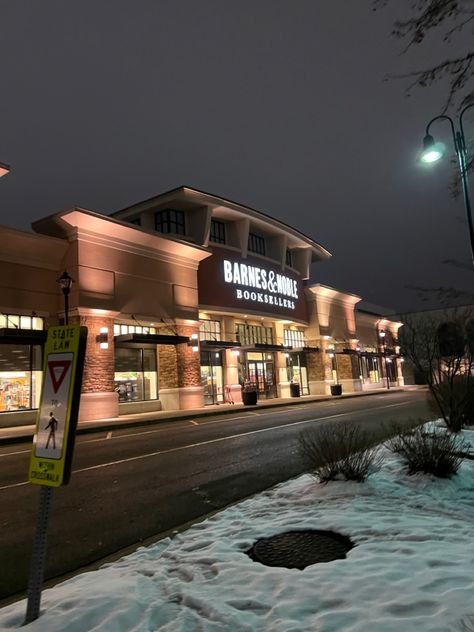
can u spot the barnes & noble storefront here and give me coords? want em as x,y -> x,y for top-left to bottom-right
198,247 -> 310,404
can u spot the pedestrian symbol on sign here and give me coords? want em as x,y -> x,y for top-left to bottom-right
44,412 -> 59,449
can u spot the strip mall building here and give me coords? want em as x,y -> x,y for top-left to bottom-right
0,187 -> 404,427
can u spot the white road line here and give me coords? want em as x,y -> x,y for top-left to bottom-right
189,420 -> 198,425
0,448 -> 30,457
0,400 -> 410,456
1,411 -> 350,488
0,480 -> 29,491
106,431 -> 113,439
72,412 -> 349,474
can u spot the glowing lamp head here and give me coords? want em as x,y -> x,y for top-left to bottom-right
420,134 -> 444,164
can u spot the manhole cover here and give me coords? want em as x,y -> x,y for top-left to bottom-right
246,529 -> 354,570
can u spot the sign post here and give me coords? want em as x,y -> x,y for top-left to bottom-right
24,325 -> 87,624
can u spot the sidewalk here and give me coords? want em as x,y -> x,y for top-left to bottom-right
0,386 -> 425,446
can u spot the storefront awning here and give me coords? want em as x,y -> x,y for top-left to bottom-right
114,333 -> 190,345
241,343 -> 293,352
0,328 -> 47,345
200,340 -> 241,350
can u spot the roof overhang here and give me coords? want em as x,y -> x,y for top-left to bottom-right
114,333 -> 190,345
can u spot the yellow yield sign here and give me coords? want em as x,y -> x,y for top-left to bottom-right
29,325 -> 87,487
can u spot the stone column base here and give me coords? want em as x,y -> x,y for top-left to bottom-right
79,392 -> 119,421
159,388 -> 181,411
308,380 -> 330,395
225,384 -> 242,404
278,381 -> 291,399
339,378 -> 363,393
179,386 -> 204,410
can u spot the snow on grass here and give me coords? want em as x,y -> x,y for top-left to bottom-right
1,427 -> 474,631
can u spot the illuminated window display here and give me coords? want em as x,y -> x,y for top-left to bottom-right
287,352 -> 309,395
114,347 -> 158,402
0,345 -> 42,412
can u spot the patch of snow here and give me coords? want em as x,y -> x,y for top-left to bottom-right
1,427 -> 474,631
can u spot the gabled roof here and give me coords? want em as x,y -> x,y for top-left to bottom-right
111,185 -> 332,263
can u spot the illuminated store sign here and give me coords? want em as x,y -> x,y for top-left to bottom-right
223,260 -> 298,310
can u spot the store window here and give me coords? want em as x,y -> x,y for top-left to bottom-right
200,351 -> 224,405
284,329 -> 306,348
114,324 -> 157,335
210,219 -> 226,244
114,347 -> 158,402
0,314 -> 44,330
0,345 -> 42,412
287,352 -> 309,395
199,319 -> 221,341
248,233 -> 266,256
154,208 -> 185,235
236,324 -> 273,345
362,355 -> 380,383
285,249 -> 293,267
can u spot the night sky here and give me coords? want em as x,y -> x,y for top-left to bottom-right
1,1 -> 472,312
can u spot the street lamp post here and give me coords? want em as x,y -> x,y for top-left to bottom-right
420,104 -> 474,270
379,331 -> 390,390
57,271 -> 74,324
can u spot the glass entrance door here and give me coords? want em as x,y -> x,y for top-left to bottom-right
246,352 -> 276,399
200,351 -> 224,405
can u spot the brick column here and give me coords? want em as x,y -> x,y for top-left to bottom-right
175,323 -> 204,409
306,350 -> 327,395
74,314 -> 118,421
157,344 -> 180,410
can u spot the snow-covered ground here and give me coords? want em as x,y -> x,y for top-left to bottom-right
1,426 -> 474,632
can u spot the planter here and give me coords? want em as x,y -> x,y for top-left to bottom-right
242,390 -> 258,405
330,384 -> 342,396
290,383 -> 301,398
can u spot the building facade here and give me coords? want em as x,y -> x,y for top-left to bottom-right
0,187 -> 404,427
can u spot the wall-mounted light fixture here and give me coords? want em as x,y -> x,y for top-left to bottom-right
96,327 -> 109,349
231,349 -> 240,357
189,333 -> 199,352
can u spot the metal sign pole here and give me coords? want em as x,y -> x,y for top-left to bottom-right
24,486 -> 53,624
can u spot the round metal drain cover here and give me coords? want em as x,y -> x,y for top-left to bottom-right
246,529 -> 354,570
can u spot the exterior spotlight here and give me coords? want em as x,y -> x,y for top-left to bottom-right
231,349 -> 240,357
379,331 -> 386,338
420,135 -> 444,163
189,332 -> 199,352
96,327 -> 109,349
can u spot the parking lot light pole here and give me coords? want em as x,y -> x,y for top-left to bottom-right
379,331 -> 390,390
420,104 -> 474,270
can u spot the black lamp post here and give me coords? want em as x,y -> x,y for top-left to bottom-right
57,271 -> 74,325
379,331 -> 390,390
420,104 -> 474,270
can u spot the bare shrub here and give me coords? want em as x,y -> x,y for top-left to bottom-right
299,423 -> 383,483
427,376 -> 474,431
387,425 -> 469,478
